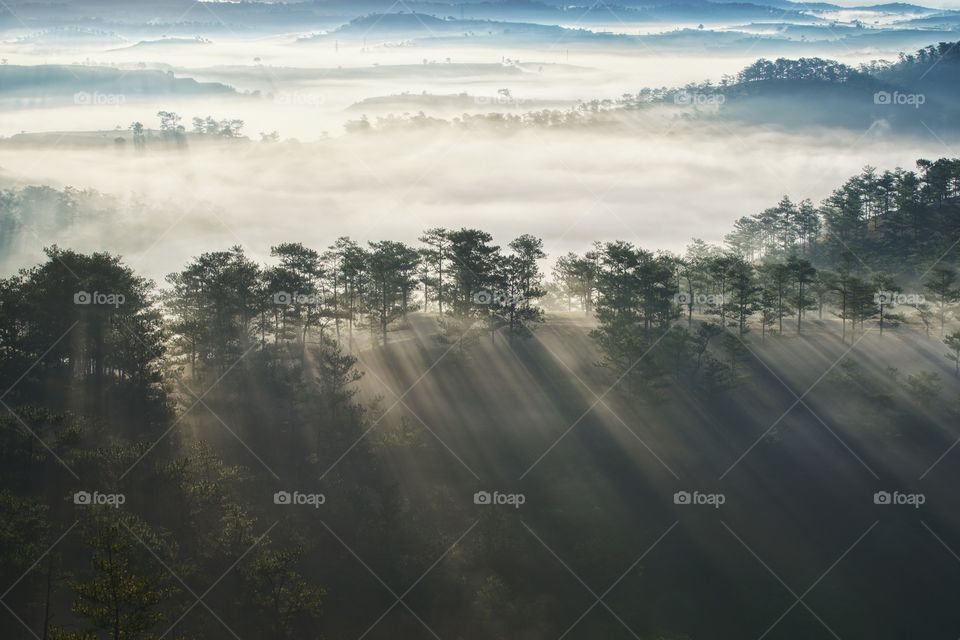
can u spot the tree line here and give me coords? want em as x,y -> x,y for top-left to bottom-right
725,159 -> 960,272
2,157 -> 960,639
127,111 -> 246,150
550,157 -> 960,388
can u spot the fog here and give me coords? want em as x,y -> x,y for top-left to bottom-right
0,32 -> 954,279
0,123 -> 946,281
3,38 -> 760,137
4,7 -> 960,640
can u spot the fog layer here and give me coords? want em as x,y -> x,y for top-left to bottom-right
0,125 -> 946,280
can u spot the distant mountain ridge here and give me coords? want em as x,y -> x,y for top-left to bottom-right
661,42 -> 960,131
0,65 -> 236,101
3,0 -> 955,34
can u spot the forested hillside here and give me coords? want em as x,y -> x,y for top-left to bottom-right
2,157 -> 960,638
5,0 -> 960,635
337,41 -> 960,134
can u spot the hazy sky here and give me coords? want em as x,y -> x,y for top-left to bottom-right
831,0 -> 960,5
205,0 -> 960,9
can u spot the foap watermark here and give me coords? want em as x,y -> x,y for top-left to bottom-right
874,291 -> 924,307
472,290 -> 525,306
674,92 -> 725,107
874,490 -> 925,508
273,91 -> 325,108
273,291 -> 324,306
475,95 -> 527,107
476,89 -> 525,107
74,490 -> 126,508
274,490 -> 326,508
675,292 -> 728,306
873,91 -> 925,108
674,490 -> 726,509
73,91 -> 126,106
474,490 -> 526,509
74,291 -> 125,308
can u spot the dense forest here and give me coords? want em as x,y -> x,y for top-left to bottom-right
329,40 -> 960,134
7,0 -> 960,634
2,156 -> 960,639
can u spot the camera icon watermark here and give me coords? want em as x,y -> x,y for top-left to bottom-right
74,291 -> 125,308
473,490 -> 526,509
674,490 -> 726,509
873,490 -> 924,508
73,490 -> 126,508
274,490 -> 326,508
873,91 -> 925,108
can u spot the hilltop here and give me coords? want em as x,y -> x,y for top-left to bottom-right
0,65 -> 237,102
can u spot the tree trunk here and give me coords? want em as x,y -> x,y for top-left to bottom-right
42,558 -> 54,640
797,282 -> 803,334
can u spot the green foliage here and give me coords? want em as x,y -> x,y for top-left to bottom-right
736,57 -> 864,83
3,149 -> 960,639
590,242 -> 677,384
906,371 -> 942,402
925,265 -> 958,336
67,512 -> 180,640
492,234 -> 547,340
165,245 -> 262,377
945,330 -> 960,376
364,240 -> 420,344
0,491 -> 50,579
242,544 -> 324,639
